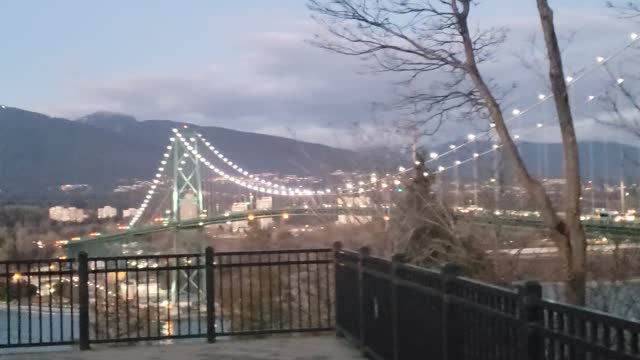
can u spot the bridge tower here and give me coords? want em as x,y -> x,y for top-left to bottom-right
169,126 -> 206,304
171,126 -> 205,222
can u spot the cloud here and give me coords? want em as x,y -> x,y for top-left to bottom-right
49,5 -> 640,149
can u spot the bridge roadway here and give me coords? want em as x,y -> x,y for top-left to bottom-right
62,208 -> 640,255
62,207 -> 381,255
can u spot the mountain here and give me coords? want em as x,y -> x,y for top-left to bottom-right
77,111 -> 137,132
1,106 -> 637,202
0,107 -> 367,199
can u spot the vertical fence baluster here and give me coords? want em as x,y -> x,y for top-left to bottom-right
391,254 -> 405,360
205,247 -> 216,343
441,263 -> 463,360
197,255 -> 202,335
518,281 -> 543,360
27,263 -> 32,345
358,246 -> 370,350
78,252 -> 90,350
332,242 -> 343,337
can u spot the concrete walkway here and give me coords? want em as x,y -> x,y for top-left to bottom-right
2,335 -> 365,360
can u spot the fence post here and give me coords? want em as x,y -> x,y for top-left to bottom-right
391,254 -> 406,360
441,263 -> 463,360
205,246 -> 216,343
358,246 -> 371,348
518,281 -> 543,360
333,241 -> 343,337
78,251 -> 90,350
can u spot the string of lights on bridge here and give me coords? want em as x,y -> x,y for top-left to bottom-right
128,139 -> 175,226
333,31 -> 639,196
127,32 -> 638,227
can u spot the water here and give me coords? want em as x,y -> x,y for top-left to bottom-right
543,281 -> 640,319
1,306 -> 208,353
0,307 -> 77,353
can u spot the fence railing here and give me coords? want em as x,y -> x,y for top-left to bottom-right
1,247 -> 334,350
0,258 -> 78,348
335,243 -> 640,360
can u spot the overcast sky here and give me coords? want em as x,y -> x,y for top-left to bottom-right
1,0 -> 639,148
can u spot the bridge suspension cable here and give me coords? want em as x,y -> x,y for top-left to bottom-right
128,138 -> 175,226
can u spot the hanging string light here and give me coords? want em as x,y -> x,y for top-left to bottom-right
129,139 -> 174,227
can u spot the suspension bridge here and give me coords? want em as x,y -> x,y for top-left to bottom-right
61,31 -> 640,257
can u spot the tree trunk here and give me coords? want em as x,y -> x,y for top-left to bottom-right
536,0 -> 587,306
454,0 -> 586,305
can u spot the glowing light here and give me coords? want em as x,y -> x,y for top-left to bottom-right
512,109 -> 521,116
537,123 -> 543,128
538,94 -> 546,100
414,160 -> 421,165
473,153 -> 480,158
455,160 -> 461,165
282,212 -> 289,219
429,152 -> 438,159
393,179 -> 401,185
467,134 -> 476,141
383,215 -> 390,221
565,76 -> 574,83
632,32 -> 638,41
422,172 -> 429,177
399,166 -> 406,172
247,214 -> 255,221
437,166 -> 445,172
514,135 -> 520,140
617,78 -> 625,85
12,273 -> 21,281
596,56 -> 605,63
588,95 -> 595,101
449,144 -> 456,150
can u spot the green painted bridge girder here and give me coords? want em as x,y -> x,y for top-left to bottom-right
62,207 -> 382,255
62,209 -> 640,256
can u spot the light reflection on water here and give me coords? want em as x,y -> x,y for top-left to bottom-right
1,308 -> 207,354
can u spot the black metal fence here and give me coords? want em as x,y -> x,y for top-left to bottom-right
1,247 -> 334,350
0,258 -> 78,348
335,244 -> 640,360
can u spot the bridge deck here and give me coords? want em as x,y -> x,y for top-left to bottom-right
2,335 -> 364,360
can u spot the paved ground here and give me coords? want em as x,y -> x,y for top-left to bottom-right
2,335 -> 365,360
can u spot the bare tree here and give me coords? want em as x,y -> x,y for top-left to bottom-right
308,0 -> 588,304
607,1 -> 640,20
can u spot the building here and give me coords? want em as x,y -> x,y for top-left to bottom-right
337,195 -> 371,208
231,202 -> 249,212
230,202 -> 249,232
336,214 -> 372,225
256,197 -> 273,210
122,208 -> 139,218
179,193 -> 198,220
49,206 -> 87,223
97,206 -> 118,219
